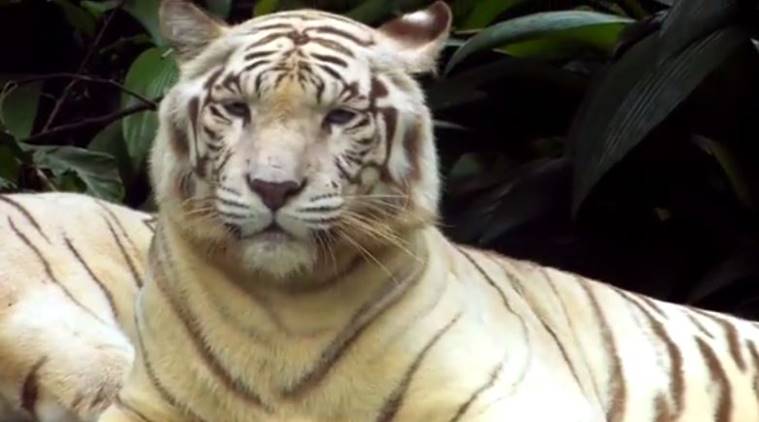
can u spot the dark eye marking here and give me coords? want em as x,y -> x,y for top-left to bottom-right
223,102 -> 249,118
324,108 -> 357,126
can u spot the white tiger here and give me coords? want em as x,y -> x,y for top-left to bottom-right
2,1 -> 759,421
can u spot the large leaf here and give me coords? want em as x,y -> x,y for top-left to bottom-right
205,0 -> 232,19
500,24 -> 631,59
31,146 -> 125,201
570,26 -> 750,214
124,0 -> 162,45
0,80 -> 41,140
122,47 -> 177,172
445,11 -> 633,74
657,0 -> 741,63
459,0 -> 525,30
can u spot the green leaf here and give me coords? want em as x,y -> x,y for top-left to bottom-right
90,120 -> 134,186
570,26 -> 750,214
459,0 -> 525,30
254,0 -> 279,16
205,0 -> 232,19
125,0 -> 162,45
122,47 -> 178,172
445,11 -> 633,74
499,23 -> 630,59
52,0 -> 97,36
0,134 -> 22,190
31,146 -> 125,201
81,0 -> 120,18
0,80 -> 41,140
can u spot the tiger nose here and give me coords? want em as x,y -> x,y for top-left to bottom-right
246,177 -> 302,211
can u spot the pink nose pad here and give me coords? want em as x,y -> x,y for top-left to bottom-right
245,177 -> 302,211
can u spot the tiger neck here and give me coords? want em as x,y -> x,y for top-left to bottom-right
149,217 -> 433,338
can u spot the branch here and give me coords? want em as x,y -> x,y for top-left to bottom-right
12,73 -> 157,108
40,0 -> 127,131
22,98 -> 160,143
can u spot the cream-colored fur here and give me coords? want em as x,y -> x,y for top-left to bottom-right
4,2 -> 759,422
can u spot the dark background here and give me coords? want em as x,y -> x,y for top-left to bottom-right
2,0 -> 759,318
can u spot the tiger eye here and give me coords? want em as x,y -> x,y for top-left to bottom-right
223,102 -> 249,118
324,108 -> 357,126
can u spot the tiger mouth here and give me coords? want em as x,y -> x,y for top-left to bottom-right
245,223 -> 294,242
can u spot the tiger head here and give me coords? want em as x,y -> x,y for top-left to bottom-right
151,0 -> 451,280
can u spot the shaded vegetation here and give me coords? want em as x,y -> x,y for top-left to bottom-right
2,0 -> 759,318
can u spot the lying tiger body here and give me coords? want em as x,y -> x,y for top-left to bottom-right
2,1 -> 759,421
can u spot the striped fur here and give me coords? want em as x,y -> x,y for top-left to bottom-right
3,2 -> 759,421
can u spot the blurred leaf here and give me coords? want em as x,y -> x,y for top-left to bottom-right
445,11 -> 633,73
31,146 -> 124,200
460,0 -> 525,30
90,120 -> 134,185
52,0 -> 96,36
0,134 -> 22,190
657,0 -> 741,64
81,0 -> 120,18
122,47 -> 178,172
570,26 -> 750,214
125,0 -> 162,45
687,246 -> 759,305
448,158 -> 571,243
254,0 -> 280,16
205,0 -> 232,18
433,119 -> 469,131
691,134 -> 756,210
345,0 -> 389,23
0,81 -> 41,140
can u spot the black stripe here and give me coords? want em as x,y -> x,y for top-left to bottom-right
578,279 -> 627,422
457,248 -> 514,313
21,356 -> 47,417
153,236 -> 270,410
311,26 -> 373,46
0,195 -> 49,242
243,60 -> 271,73
63,236 -> 119,320
376,314 -> 461,422
244,50 -> 277,61
115,396 -> 155,422
447,361 -> 502,422
310,53 -> 348,68
283,261 -> 426,398
102,215 -> 144,288
8,217 -> 104,323
134,310 -> 209,422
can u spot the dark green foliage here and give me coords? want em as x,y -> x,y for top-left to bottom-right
2,0 -> 759,318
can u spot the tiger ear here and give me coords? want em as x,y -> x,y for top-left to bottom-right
376,1 -> 452,74
159,0 -> 228,63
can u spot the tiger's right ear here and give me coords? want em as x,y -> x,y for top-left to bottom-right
159,0 -> 228,63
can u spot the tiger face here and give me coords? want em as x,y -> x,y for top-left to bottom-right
151,1 -> 451,279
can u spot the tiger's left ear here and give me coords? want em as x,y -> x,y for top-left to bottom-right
160,0 -> 229,63
376,1 -> 452,74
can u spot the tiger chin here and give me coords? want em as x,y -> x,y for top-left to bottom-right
3,1 -> 759,422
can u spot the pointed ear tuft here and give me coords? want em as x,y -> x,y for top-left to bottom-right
376,1 -> 452,74
160,0 -> 227,63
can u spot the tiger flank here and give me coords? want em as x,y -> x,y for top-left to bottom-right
2,1 -> 759,421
